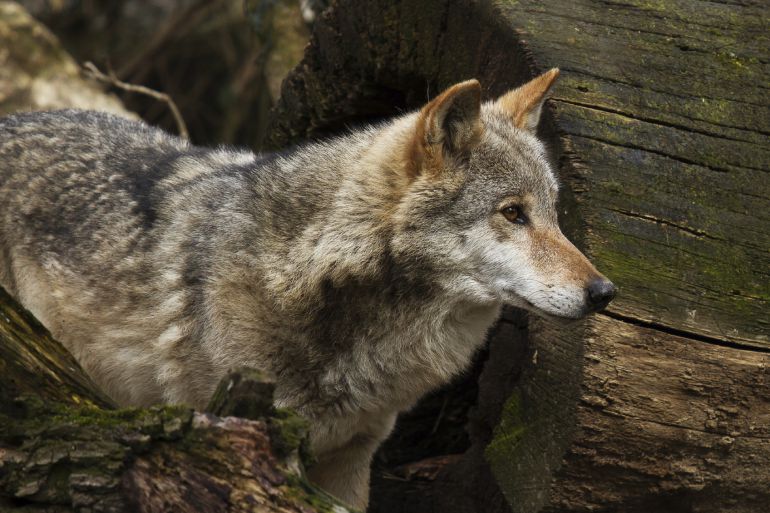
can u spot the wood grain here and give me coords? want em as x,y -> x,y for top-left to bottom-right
484,2 -> 770,510
488,314 -> 770,513
501,0 -> 769,347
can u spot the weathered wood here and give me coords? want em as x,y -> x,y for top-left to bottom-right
506,0 -> 770,348
487,316 -> 770,513
267,1 -> 770,512
0,286 -> 115,411
480,2 -> 770,510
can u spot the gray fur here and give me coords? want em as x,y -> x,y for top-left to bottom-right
0,78 -> 612,509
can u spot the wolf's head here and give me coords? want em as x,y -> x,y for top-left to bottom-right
391,70 -> 615,320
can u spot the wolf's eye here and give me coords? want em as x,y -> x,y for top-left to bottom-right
501,205 -> 525,224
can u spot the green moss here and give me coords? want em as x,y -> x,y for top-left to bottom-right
52,406 -> 139,427
269,408 -> 311,462
282,473 -> 358,513
2,394 -> 193,441
715,49 -> 759,70
484,391 -> 527,464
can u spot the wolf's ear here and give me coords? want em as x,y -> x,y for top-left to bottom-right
496,68 -> 559,133
408,79 -> 482,178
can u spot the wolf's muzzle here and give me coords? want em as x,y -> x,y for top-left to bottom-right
586,278 -> 616,312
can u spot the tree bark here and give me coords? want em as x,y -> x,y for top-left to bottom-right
266,1 -> 770,512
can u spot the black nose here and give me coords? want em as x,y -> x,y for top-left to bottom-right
586,278 -> 616,312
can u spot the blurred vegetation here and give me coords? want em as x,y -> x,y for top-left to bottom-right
0,1 -> 132,116
20,0 -> 310,149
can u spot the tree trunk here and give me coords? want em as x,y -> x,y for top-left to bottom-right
266,1 -> 770,512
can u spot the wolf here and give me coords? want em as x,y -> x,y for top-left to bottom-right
0,69 -> 614,510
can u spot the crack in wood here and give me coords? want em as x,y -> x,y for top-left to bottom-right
600,310 -> 770,354
605,208 -> 770,257
568,133 -> 761,175
607,207 -> 720,241
594,0 -> 767,33
598,224 -> 768,277
595,226 -> 769,305
553,98 -> 770,143
517,5 -> 735,45
582,405 -> 770,441
557,66 -> 770,111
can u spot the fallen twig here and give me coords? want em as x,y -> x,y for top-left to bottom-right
83,61 -> 189,140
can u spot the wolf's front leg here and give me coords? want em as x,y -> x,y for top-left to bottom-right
307,436 -> 376,510
306,413 -> 397,511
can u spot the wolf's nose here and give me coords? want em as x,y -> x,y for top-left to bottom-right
586,278 -> 616,312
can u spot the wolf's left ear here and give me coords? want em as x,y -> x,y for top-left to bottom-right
496,68 -> 559,133
409,79 -> 482,178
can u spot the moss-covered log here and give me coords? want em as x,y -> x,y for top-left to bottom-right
267,1 -> 770,512
482,2 -> 770,511
0,286 -> 348,513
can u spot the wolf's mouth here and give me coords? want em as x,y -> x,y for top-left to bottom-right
530,308 -> 585,325
504,291 -> 586,323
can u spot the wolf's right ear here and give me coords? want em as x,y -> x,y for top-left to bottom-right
407,79 -> 482,179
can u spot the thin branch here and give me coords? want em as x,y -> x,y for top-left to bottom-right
83,61 -> 189,140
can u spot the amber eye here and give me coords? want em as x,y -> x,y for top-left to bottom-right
501,205 -> 525,224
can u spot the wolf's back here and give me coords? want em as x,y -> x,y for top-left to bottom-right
0,110 -> 191,293
0,109 -> 189,179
